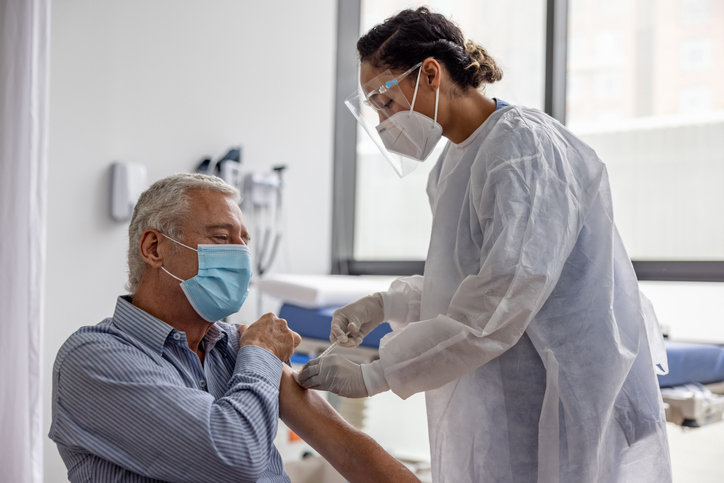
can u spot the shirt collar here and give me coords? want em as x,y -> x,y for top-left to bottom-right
200,322 -> 229,354
113,296 -> 176,355
113,296 -> 231,356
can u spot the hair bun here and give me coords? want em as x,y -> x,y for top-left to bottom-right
464,40 -> 503,87
357,8 -> 503,92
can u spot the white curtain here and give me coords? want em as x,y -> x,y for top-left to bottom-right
0,0 -> 50,482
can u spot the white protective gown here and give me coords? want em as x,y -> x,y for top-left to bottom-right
377,106 -> 672,483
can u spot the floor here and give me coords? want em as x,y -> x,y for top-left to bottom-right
668,421 -> 724,482
364,393 -> 724,482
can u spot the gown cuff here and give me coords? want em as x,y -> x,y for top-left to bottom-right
361,359 -> 390,396
381,290 -> 409,323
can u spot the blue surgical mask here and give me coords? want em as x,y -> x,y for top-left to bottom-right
160,234 -> 252,322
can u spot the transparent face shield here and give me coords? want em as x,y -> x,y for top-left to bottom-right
345,63 -> 430,177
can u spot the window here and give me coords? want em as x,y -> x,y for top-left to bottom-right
682,0 -> 709,25
567,35 -> 585,63
680,39 -> 713,72
679,85 -> 712,113
594,30 -> 622,61
596,0 -> 622,17
567,0 -> 724,264
593,70 -> 622,100
333,0 -> 724,281
336,0 -> 546,267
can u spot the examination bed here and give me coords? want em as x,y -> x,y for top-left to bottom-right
259,274 -> 724,428
658,341 -> 724,427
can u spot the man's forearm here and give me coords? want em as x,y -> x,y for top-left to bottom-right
279,366 -> 419,483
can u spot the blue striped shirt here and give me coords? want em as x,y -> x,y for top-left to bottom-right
49,296 -> 290,483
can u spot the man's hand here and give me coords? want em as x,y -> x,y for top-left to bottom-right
297,355 -> 368,398
239,313 -> 301,361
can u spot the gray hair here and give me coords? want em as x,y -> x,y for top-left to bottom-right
126,173 -> 240,294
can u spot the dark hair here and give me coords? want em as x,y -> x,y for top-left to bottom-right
357,7 -> 502,90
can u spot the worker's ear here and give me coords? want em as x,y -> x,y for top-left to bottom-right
139,229 -> 164,269
421,57 -> 441,91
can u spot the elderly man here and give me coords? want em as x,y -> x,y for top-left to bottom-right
49,173 -> 417,483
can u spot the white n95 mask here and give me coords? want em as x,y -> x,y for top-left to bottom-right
375,68 -> 442,162
345,62 -> 443,177
160,234 -> 252,322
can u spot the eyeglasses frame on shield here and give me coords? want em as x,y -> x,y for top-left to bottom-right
363,62 -> 423,113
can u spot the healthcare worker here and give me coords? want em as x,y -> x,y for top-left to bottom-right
298,7 -> 672,483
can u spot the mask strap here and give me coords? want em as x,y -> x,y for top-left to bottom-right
161,233 -> 198,252
159,233 -> 194,283
409,66 -> 439,126
161,266 -> 185,283
408,67 -> 423,114
433,86 -> 439,125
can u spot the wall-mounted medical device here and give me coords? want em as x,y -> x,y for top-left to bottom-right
196,147 -> 243,188
242,171 -> 281,208
111,161 -> 147,222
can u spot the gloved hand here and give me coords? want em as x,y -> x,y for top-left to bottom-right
296,354 -> 369,398
330,293 -> 385,348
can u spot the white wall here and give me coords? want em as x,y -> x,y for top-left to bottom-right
44,1 -> 337,480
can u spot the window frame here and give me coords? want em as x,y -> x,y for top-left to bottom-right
330,0 -> 724,282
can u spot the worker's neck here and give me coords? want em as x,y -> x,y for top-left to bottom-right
132,280 -> 212,364
442,91 -> 496,145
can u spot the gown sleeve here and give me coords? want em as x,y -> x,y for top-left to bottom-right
380,275 -> 425,330
379,137 -> 605,399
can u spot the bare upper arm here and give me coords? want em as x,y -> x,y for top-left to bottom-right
278,365 -> 419,483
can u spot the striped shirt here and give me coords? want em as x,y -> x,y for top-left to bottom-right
49,296 -> 290,483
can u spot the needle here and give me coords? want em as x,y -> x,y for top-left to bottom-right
292,332 -> 349,383
318,327 -> 356,358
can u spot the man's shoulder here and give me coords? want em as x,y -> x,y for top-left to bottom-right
53,317 -> 146,375
58,317 -> 117,349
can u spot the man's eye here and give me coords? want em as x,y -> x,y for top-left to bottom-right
214,235 -> 228,242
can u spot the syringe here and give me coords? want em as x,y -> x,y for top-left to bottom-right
292,333 -> 349,383
317,328 -> 355,358
318,340 -> 340,358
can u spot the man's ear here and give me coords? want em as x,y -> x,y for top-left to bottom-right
139,229 -> 164,269
421,57 -> 441,91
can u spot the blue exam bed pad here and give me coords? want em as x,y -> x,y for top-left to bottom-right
658,340 -> 724,387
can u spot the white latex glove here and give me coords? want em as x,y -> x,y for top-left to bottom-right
330,293 -> 384,348
296,355 -> 369,398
